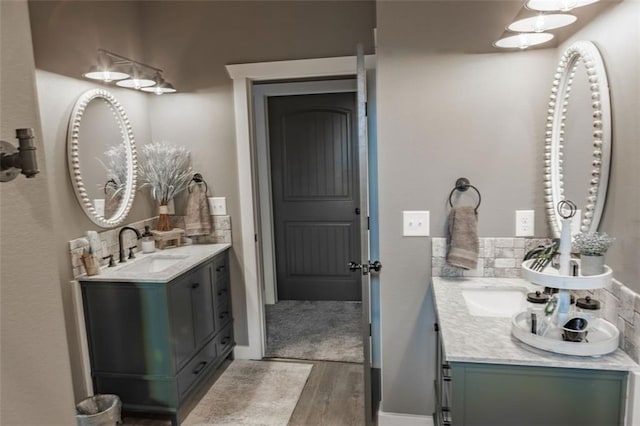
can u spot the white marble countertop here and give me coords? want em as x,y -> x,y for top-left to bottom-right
78,243 -> 231,283
432,276 -> 639,371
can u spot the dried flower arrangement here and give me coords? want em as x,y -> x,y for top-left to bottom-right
138,142 -> 193,231
573,232 -> 615,256
98,144 -> 129,195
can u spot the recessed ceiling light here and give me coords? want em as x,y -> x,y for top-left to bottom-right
494,33 -> 554,50
526,0 -> 599,12
508,14 -> 577,33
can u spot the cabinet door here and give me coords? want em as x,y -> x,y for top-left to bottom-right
170,273 -> 198,370
191,262 -> 215,346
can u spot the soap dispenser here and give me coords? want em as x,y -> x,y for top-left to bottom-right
141,226 -> 156,253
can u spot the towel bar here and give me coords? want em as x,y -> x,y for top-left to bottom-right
448,177 -> 481,214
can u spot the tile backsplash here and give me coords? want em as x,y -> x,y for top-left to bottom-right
431,237 -> 640,364
68,214 -> 231,279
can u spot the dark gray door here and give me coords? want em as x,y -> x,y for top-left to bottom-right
268,92 -> 361,301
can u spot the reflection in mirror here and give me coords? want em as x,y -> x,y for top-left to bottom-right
67,89 -> 137,228
544,41 -> 611,238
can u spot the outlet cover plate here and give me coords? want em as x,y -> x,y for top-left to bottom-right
515,210 -> 535,237
403,211 -> 430,237
208,197 -> 227,216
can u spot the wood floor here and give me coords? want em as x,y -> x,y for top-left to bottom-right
122,359 -> 365,426
278,359 -> 365,426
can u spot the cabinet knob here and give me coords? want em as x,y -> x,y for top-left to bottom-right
219,312 -> 228,319
192,282 -> 200,289
217,289 -> 227,296
192,361 -> 207,375
221,337 -> 231,345
216,265 -> 225,272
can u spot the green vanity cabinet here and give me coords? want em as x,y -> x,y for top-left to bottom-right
434,323 -> 627,426
80,250 -> 234,425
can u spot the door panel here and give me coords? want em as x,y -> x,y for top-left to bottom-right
269,93 -> 361,301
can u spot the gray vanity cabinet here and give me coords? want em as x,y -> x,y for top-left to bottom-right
80,250 -> 233,425
434,323 -> 627,426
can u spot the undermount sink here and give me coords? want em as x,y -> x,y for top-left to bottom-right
461,286 -> 529,317
118,254 -> 189,274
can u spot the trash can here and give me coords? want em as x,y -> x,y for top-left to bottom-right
75,394 -> 122,426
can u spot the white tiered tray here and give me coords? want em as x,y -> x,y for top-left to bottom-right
511,311 -> 619,357
521,258 -> 612,290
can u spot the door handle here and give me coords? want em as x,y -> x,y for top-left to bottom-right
348,260 -> 382,274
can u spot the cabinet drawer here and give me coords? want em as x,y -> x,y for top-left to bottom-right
213,253 -> 228,282
217,322 -> 234,356
215,300 -> 232,330
177,337 -> 217,400
213,278 -> 230,306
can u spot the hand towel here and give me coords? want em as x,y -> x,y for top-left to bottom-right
446,206 -> 479,270
184,183 -> 212,237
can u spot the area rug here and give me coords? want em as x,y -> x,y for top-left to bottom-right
265,301 -> 364,363
183,360 -> 312,426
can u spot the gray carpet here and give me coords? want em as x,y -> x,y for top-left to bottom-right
183,360 -> 312,426
265,301 -> 364,363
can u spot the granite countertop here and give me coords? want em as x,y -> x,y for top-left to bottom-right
78,243 -> 231,283
432,276 -> 639,372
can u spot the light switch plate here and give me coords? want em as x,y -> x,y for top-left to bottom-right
208,197 -> 227,215
403,211 -> 430,237
515,210 -> 535,237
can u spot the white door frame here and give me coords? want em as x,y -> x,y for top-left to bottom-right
226,55 -> 376,359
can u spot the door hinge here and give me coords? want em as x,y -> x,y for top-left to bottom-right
367,216 -> 370,230
365,101 -> 368,117
369,323 -> 372,336
254,234 -> 258,242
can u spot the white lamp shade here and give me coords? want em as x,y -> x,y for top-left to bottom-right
508,14 -> 577,32
526,0 -> 599,12
116,77 -> 156,89
494,32 -> 554,49
83,67 -> 129,82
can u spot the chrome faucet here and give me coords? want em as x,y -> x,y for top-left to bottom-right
118,226 -> 141,263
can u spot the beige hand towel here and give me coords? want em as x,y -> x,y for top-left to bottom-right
446,206 -> 479,270
185,184 -> 212,237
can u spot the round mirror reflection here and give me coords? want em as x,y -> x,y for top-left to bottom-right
67,89 -> 137,228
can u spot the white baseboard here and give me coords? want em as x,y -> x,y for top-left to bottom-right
233,344 -> 261,360
377,410 -> 434,426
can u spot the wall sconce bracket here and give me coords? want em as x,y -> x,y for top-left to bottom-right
1,128 -> 39,182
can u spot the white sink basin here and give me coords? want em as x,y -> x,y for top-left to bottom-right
119,254 -> 189,274
461,286 -> 529,317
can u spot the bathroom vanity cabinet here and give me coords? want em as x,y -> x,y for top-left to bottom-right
431,277 -> 637,426
434,322 -> 627,426
80,249 -> 233,425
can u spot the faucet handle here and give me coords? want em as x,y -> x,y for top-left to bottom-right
103,254 -> 116,267
128,246 -> 137,259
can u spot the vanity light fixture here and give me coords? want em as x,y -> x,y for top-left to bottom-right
494,32 -> 554,50
507,13 -> 577,33
83,49 -> 176,94
526,0 -> 599,12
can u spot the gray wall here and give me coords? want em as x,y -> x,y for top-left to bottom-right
375,0 -> 638,416
35,70 -> 156,396
376,1 -> 556,416
558,2 -> 640,292
0,1 -> 76,423
28,0 -> 375,400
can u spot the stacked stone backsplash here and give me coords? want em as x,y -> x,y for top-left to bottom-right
69,214 -> 231,279
431,237 -> 551,278
431,237 -> 640,364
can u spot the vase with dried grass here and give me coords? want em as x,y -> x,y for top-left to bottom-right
138,142 -> 193,232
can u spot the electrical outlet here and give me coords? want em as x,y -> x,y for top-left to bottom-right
515,210 -> 535,237
208,197 -> 227,215
403,211 -> 430,237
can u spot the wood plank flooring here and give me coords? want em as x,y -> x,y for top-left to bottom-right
122,359 -> 365,426
278,359 -> 365,426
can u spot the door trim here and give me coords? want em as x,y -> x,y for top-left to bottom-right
226,55 -> 375,359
